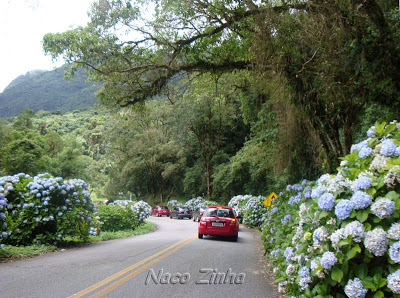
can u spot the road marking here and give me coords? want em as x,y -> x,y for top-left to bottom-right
69,235 -> 196,298
90,236 -> 196,297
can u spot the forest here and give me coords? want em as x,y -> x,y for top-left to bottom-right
1,0 -> 400,204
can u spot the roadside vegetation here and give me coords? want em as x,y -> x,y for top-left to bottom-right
2,1 -> 400,295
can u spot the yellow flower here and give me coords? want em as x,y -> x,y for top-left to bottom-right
304,232 -> 312,240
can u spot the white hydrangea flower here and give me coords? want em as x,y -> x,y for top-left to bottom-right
384,166 -> 400,188
344,221 -> 365,243
370,155 -> 388,172
286,264 -> 296,275
330,228 -> 346,251
388,223 -> 400,241
364,228 -> 388,256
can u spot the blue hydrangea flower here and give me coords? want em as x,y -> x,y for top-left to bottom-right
335,199 -> 353,220
388,269 -> 400,294
352,177 -> 372,191
344,277 -> 368,298
281,214 -> 292,223
367,127 -> 377,138
358,147 -> 373,158
318,193 -> 335,211
298,266 -> 310,278
284,247 -> 295,262
320,251 -> 337,270
390,242 -> 400,263
350,191 -> 372,210
381,139 -> 397,156
311,185 -> 327,199
351,141 -> 369,154
371,198 -> 395,219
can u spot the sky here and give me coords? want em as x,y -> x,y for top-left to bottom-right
0,0 -> 94,92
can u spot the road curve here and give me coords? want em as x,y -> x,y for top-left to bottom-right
0,216 -> 279,298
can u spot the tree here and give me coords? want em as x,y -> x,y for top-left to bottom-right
42,0 -> 400,179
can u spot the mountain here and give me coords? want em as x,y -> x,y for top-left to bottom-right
0,66 -> 100,117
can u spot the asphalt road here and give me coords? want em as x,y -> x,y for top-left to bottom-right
0,216 -> 279,298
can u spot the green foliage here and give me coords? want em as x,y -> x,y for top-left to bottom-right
97,204 -> 137,232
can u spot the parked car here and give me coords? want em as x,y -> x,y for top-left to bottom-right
151,205 -> 170,217
170,207 -> 192,219
193,207 -> 205,222
198,205 -> 239,241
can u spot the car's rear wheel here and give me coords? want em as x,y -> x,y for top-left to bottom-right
232,234 -> 238,242
189,216 -> 192,219
198,233 -> 203,239
169,215 -> 172,219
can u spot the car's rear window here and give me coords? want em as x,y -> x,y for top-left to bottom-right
205,208 -> 234,218
159,206 -> 168,209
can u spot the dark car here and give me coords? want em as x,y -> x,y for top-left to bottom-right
193,207 -> 205,222
170,207 -> 192,219
198,205 -> 239,241
151,205 -> 170,217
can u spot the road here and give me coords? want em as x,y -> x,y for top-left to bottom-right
0,216 -> 279,298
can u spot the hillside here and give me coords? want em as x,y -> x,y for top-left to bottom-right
0,66 -> 99,117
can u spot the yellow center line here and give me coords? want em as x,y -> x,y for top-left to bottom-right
90,236 -> 197,298
69,235 -> 196,298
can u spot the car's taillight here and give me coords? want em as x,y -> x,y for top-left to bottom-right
179,211 -> 182,214
230,218 -> 236,224
189,210 -> 191,213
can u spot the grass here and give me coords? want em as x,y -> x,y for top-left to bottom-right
90,221 -> 156,241
0,244 -> 57,260
0,221 -> 156,261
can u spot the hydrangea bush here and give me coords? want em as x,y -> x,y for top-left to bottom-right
166,200 -> 180,209
228,194 -> 272,227
262,121 -> 400,297
185,197 -> 217,210
0,173 -> 95,245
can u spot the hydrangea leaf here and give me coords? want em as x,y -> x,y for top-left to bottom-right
361,277 -> 378,291
356,209 -> 369,223
386,191 -> 400,201
355,263 -> 368,279
373,122 -> 386,136
373,291 -> 384,298
383,123 -> 397,136
347,244 -> 361,260
331,267 -> 344,282
319,210 -> 330,219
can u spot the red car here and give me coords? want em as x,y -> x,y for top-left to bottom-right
151,205 -> 170,217
198,205 -> 239,241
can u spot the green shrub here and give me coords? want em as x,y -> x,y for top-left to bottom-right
97,204 -> 137,231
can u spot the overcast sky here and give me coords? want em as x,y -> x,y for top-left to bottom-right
0,0 -> 93,92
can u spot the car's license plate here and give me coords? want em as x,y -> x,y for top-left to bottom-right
212,222 -> 224,227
